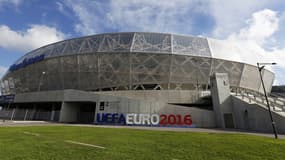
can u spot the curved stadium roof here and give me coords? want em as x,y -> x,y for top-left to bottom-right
13,32 -> 212,65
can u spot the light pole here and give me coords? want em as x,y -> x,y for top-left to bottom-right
257,62 -> 278,139
38,71 -> 46,92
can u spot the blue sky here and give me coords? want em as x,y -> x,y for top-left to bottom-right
0,0 -> 285,85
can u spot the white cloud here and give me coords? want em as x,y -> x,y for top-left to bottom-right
63,0 -> 108,35
0,0 -> 21,6
64,0 -> 209,35
0,66 -> 8,95
273,67 -> 285,85
64,0 -> 283,39
0,24 -> 65,52
209,9 -> 280,64
0,0 -> 21,11
208,0 -> 272,38
228,9 -> 279,45
56,1 -> 71,18
0,66 -> 7,79
56,1 -> 64,12
208,9 -> 285,84
107,0 -> 204,33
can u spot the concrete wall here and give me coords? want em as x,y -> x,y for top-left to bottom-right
14,90 -> 64,103
98,90 -> 207,103
95,93 -> 216,128
232,96 -> 285,133
26,89 -> 214,127
9,88 -> 285,134
157,104 -> 216,128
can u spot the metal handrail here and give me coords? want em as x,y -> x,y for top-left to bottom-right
231,86 -> 285,112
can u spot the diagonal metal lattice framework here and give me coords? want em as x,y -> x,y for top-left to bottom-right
12,32 -> 211,66
1,32 -> 274,95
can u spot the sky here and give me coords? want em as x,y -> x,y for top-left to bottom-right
0,0 -> 285,86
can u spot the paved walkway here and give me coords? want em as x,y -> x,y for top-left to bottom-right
1,120 -> 284,139
0,120 -> 61,126
71,124 -> 285,139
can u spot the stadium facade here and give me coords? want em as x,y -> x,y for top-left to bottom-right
1,32 -> 285,133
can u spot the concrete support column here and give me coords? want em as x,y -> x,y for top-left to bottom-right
28,104 -> 37,120
210,73 -> 235,128
24,109 -> 28,121
10,108 -> 16,120
59,102 -> 79,123
93,102 -> 99,124
50,104 -> 55,121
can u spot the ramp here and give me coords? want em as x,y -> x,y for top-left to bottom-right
231,87 -> 285,116
230,87 -> 285,133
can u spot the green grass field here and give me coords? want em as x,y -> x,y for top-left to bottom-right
0,126 -> 284,160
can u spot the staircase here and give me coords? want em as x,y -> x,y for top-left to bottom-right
231,86 -> 285,116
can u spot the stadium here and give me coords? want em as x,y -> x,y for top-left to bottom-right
0,32 -> 285,133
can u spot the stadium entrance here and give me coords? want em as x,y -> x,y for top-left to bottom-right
59,102 -> 96,124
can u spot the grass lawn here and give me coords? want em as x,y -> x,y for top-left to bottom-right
0,126 -> 284,160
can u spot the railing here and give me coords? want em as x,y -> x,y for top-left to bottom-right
0,109 -> 60,121
231,86 -> 285,112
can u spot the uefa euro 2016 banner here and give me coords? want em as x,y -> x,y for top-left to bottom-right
96,113 -> 194,127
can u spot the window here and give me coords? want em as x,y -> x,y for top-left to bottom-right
99,102 -> 105,111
